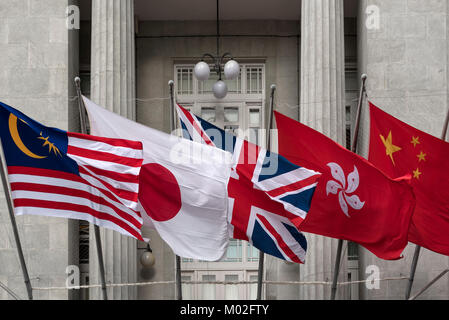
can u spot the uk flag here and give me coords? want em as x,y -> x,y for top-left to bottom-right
177,105 -> 321,263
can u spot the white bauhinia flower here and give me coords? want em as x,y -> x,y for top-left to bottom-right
326,162 -> 365,218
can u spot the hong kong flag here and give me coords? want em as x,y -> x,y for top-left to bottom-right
275,111 -> 416,260
369,102 -> 449,257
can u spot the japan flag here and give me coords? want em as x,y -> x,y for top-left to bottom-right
83,96 -> 233,261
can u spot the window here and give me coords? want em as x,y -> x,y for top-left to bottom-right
181,275 -> 193,299
177,68 -> 193,95
224,275 -> 239,300
223,239 -> 242,262
247,243 -> 259,262
201,275 -> 216,300
248,274 -> 259,300
246,67 -> 263,94
348,242 -> 359,261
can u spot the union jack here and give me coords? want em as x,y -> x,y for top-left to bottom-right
177,104 -> 321,263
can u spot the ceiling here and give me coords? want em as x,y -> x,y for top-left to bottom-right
80,0 -> 358,21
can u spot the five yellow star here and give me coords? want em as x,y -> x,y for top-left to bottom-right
417,151 -> 427,162
411,136 -> 420,147
380,131 -> 402,166
413,168 -> 422,180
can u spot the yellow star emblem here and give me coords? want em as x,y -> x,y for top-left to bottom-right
38,132 -> 62,157
413,168 -> 422,180
417,151 -> 427,162
380,131 -> 402,166
411,136 -> 420,147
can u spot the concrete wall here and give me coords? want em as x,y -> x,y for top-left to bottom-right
0,0 -> 79,300
357,0 -> 449,299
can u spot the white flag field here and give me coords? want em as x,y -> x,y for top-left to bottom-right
83,96 -> 233,261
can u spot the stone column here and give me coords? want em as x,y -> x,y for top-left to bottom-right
300,0 -> 346,299
89,0 -> 137,300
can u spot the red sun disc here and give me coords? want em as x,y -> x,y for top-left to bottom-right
139,163 -> 182,222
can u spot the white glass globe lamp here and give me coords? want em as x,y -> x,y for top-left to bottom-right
213,80 -> 228,99
194,61 -> 210,81
224,59 -> 240,80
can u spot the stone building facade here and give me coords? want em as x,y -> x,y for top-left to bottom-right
0,0 -> 448,300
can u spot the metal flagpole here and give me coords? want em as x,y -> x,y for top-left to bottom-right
0,140 -> 33,300
405,98 -> 449,300
405,245 -> 420,299
168,80 -> 183,300
409,269 -> 449,300
256,84 -> 276,300
74,77 -> 108,300
330,74 -> 367,300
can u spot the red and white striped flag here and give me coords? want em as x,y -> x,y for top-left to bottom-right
0,101 -> 145,241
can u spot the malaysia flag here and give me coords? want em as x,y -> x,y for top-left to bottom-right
177,105 -> 321,263
0,101 -> 144,241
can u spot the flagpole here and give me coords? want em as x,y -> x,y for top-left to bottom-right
256,84 -> 276,300
0,140 -> 33,300
330,74 -> 367,300
168,80 -> 183,301
405,100 -> 449,300
405,245 -> 421,299
74,77 -> 108,301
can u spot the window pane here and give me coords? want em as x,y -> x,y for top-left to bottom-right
201,107 -> 216,122
202,275 -> 216,300
224,107 -> 239,123
226,70 -> 242,93
348,242 -> 359,260
224,124 -> 239,135
177,68 -> 193,95
247,243 -> 259,262
225,275 -> 239,300
249,127 -> 259,146
224,239 -> 242,262
345,105 -> 351,123
247,67 -> 263,94
249,109 -> 260,126
181,275 -> 192,299
249,275 -> 258,300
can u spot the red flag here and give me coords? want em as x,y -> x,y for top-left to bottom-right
274,111 -> 416,260
368,101 -> 449,256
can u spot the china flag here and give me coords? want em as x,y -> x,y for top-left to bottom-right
369,101 -> 449,256
275,111 -> 416,260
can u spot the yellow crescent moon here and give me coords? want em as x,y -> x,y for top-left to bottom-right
8,114 -> 47,159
